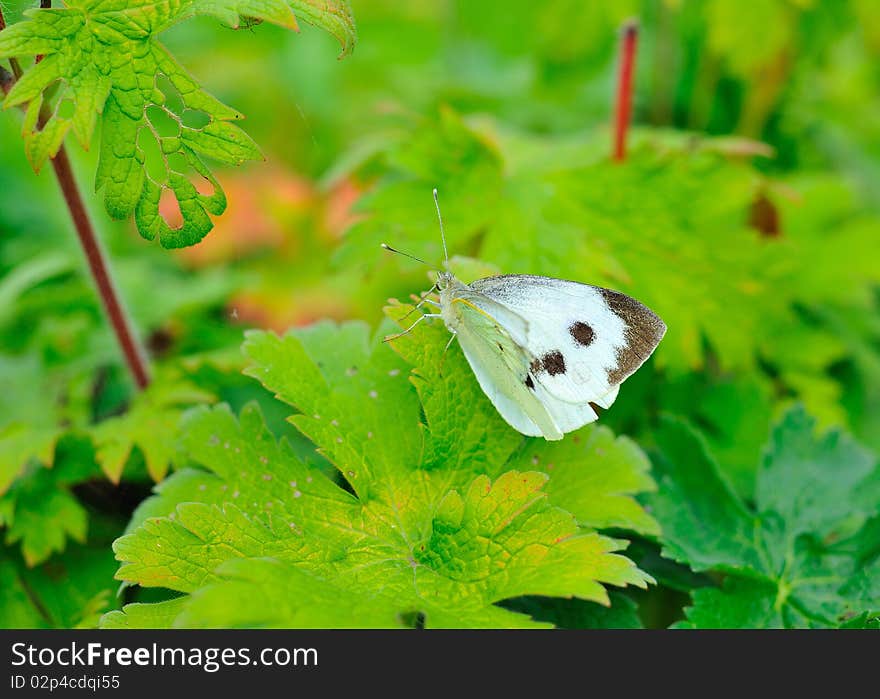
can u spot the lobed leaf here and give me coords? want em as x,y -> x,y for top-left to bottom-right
0,354 -> 89,495
0,0 -> 355,246
649,407 -> 880,628
90,371 -> 214,483
106,320 -> 657,627
0,436 -> 100,567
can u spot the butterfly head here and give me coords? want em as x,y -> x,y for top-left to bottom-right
435,269 -> 457,290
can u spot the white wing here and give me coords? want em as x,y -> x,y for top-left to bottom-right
467,274 -> 665,408
447,293 -> 601,440
450,296 -> 563,439
593,383 -> 620,410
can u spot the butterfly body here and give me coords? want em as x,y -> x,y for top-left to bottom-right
435,270 -> 665,440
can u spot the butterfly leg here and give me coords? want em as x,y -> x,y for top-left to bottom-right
443,331 -> 458,353
400,285 -> 439,322
384,313 -> 441,342
438,329 -> 458,371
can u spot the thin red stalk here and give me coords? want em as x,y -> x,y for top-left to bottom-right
48,148 -> 151,389
613,20 -> 639,162
1,8 -> 151,389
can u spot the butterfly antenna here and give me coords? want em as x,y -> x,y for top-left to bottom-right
433,188 -> 449,266
380,243 -> 441,272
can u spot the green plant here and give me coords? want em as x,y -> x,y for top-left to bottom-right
1,1 -> 878,631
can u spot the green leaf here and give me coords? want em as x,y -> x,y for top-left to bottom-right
0,554 -> 47,628
0,432 -> 104,567
507,431 -> 659,536
106,320 -> 656,628
0,0 -> 355,246
178,558 -> 412,628
288,1 -> 357,58
501,591 -> 643,629
100,597 -> 189,629
90,371 -> 214,483
649,408 -> 880,628
656,372 -> 776,498
0,526 -> 123,628
671,578 -> 783,629
0,481 -> 86,568
0,422 -> 60,497
0,354 -> 89,494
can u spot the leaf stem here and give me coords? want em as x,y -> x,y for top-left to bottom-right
0,12 -> 23,79
16,566 -> 54,627
613,20 -> 639,162
1,7 -> 151,389
48,145 -> 152,389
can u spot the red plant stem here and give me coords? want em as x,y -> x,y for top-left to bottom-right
613,20 -> 639,162
49,148 -> 151,389
1,7 -> 151,390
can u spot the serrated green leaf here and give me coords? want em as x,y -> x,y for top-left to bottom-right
0,422 -> 60,496
648,418 -> 759,574
99,597 -> 189,630
501,591 -> 643,629
0,354 -> 91,495
0,431 -> 110,570
649,407 -> 880,628
0,463 -> 89,567
672,577 -> 783,629
0,0 -> 355,246
756,407 -> 877,546
107,320 -> 655,628
90,371 -> 214,483
507,430 -> 659,535
177,558 -> 409,628
124,468 -> 229,535
109,403 -> 647,627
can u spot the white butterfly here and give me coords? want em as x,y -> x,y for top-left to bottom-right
384,190 -> 666,441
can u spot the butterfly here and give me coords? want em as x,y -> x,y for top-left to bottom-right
383,190 -> 666,441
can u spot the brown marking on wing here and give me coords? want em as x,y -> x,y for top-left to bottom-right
599,287 -> 666,385
541,350 -> 566,376
569,321 -> 595,347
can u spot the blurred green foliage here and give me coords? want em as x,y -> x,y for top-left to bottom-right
0,0 -> 878,628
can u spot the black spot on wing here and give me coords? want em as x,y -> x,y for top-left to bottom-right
541,350 -> 566,376
599,287 -> 666,385
525,375 -> 535,391
569,321 -> 595,347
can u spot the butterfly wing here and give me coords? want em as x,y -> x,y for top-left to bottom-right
450,296 -> 564,439
467,274 -> 666,408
